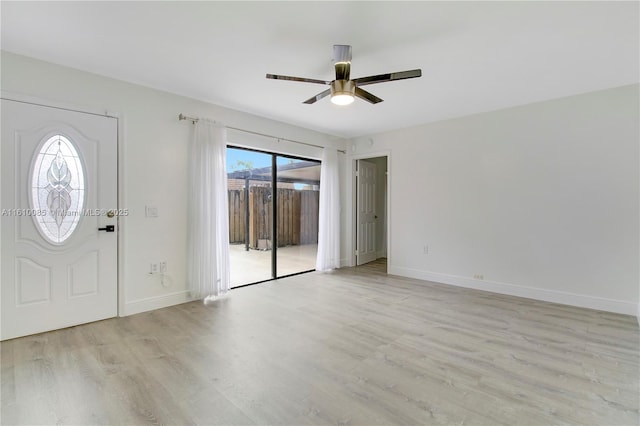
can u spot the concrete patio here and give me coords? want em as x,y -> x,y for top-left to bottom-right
229,243 -> 318,287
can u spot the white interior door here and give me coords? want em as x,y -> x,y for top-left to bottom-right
356,159 -> 377,265
1,99 -> 118,340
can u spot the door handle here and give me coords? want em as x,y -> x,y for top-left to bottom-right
98,225 -> 115,232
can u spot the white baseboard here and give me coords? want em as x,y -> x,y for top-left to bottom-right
388,265 -> 637,316
122,290 -> 197,316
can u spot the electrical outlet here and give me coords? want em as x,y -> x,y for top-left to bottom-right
423,245 -> 429,255
150,263 -> 159,274
474,274 -> 484,280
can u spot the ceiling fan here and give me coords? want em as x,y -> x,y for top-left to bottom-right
266,45 -> 422,106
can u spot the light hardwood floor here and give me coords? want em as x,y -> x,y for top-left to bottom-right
2,259 -> 638,425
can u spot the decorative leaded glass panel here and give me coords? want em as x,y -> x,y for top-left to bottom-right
31,135 -> 85,244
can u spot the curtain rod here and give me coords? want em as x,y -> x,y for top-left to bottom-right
178,113 -> 346,154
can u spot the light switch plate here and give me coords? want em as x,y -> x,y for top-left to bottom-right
145,206 -> 158,217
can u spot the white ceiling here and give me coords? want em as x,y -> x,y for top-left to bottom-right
2,1 -> 638,138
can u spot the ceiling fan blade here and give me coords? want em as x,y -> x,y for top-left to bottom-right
353,69 -> 422,86
266,74 -> 330,85
303,89 -> 331,104
355,87 -> 383,104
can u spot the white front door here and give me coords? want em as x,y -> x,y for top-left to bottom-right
356,159 -> 377,265
1,99 -> 118,340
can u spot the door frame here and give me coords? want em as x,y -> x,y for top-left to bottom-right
347,150 -> 391,268
1,90 -> 124,317
226,145 -> 322,288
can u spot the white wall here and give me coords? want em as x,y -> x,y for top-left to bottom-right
1,51 -> 347,315
351,85 -> 639,316
3,51 -> 637,319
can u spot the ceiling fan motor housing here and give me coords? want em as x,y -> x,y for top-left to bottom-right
331,79 -> 355,97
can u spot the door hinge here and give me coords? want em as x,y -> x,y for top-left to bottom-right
355,171 -> 359,177
355,250 -> 359,255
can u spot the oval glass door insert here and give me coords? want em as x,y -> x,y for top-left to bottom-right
31,134 -> 85,244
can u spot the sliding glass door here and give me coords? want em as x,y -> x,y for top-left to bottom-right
227,147 -> 320,287
275,157 -> 320,276
227,148 -> 273,285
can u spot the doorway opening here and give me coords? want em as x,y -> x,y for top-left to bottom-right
355,156 -> 388,270
226,146 -> 321,287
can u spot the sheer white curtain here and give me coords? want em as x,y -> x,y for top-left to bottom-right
187,119 -> 231,301
316,147 -> 341,271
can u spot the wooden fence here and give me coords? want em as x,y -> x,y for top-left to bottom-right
228,187 -> 319,249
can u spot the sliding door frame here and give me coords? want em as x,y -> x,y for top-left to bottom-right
227,145 -> 320,288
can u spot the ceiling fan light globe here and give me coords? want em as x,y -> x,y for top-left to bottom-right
330,80 -> 356,105
331,94 -> 355,106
